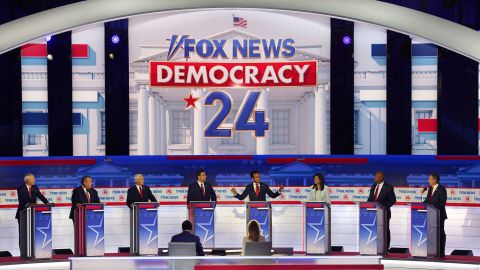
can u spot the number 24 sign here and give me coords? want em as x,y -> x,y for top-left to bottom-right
204,91 -> 269,138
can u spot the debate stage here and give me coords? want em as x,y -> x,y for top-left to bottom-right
1,253 -> 480,270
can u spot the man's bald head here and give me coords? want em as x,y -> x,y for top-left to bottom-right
374,171 -> 384,184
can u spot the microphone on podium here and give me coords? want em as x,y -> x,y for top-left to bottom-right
420,186 -> 428,202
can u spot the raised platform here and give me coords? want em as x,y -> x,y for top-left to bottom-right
1,254 -> 480,270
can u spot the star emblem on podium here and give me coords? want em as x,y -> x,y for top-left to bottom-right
87,217 -> 104,247
140,215 -> 158,246
413,216 -> 427,247
36,217 -> 52,248
197,214 -> 214,244
257,214 -> 270,240
360,215 -> 377,245
307,213 -> 325,244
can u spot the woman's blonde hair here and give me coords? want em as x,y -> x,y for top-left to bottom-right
247,219 -> 261,242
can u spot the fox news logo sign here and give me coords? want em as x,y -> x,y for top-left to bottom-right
166,35 -> 295,60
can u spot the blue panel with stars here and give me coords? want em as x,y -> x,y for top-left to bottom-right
411,205 -> 428,257
359,205 -> 378,255
138,208 -> 159,255
85,207 -> 105,256
194,207 -> 215,248
248,206 -> 271,242
305,206 -> 326,254
34,209 -> 52,259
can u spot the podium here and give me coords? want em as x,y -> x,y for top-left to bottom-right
19,204 -> 53,259
358,202 -> 387,255
246,201 -> 272,241
305,202 -> 331,254
189,201 -> 216,248
74,203 -> 105,256
130,202 -> 159,255
411,203 -> 440,257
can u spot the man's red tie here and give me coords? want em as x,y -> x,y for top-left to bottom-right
28,187 -> 32,199
255,184 -> 260,197
200,183 -> 205,196
86,191 -> 90,203
374,185 -> 379,201
139,186 -> 143,198
427,187 -> 433,199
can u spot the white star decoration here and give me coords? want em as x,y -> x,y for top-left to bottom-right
140,215 -> 158,246
257,213 -> 270,240
197,214 -> 214,245
413,216 -> 428,247
87,216 -> 104,247
308,213 -> 325,244
360,215 -> 377,245
36,217 -> 52,248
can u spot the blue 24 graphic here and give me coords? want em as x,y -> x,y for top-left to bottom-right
204,91 -> 269,137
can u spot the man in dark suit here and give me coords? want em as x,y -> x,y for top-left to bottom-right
16,173 -> 50,221
126,173 -> 157,208
367,171 -> 396,252
70,176 -> 101,221
423,173 -> 447,257
187,170 -> 217,206
230,170 -> 284,201
16,173 -> 50,247
170,220 -> 204,256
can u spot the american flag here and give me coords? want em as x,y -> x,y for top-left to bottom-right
233,16 -> 247,28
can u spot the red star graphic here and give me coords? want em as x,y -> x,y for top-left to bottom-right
183,92 -> 199,109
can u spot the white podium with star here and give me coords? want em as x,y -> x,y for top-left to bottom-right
358,202 -> 387,255
19,204 -> 54,259
410,203 -> 439,257
189,201 -> 216,248
130,202 -> 160,255
246,201 -> 272,242
305,201 -> 331,254
74,203 -> 105,256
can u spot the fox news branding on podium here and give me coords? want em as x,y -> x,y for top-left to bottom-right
150,35 -> 317,88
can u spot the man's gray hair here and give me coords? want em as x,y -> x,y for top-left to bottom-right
24,173 -> 34,182
134,173 -> 144,180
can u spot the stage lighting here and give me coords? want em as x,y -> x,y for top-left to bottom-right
111,35 -> 120,44
342,35 -> 352,45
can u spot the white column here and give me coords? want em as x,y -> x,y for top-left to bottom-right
193,89 -> 206,155
137,85 -> 150,155
148,92 -> 158,155
154,95 -> 162,154
256,88 -> 269,154
314,86 -> 328,154
159,99 -> 167,155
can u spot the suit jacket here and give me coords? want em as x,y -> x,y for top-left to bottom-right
126,185 -> 157,208
69,186 -> 101,220
423,184 -> 448,220
170,230 -> 204,256
187,181 -> 217,206
16,184 -> 49,219
234,182 -> 280,201
367,182 -> 396,219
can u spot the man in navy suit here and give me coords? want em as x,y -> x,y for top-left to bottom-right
230,170 -> 284,201
423,173 -> 447,257
70,176 -> 101,221
187,170 -> 217,207
367,171 -> 396,252
126,173 -> 157,208
16,173 -> 50,247
170,220 -> 204,256
16,173 -> 50,221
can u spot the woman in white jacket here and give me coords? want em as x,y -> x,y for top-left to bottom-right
309,173 -> 331,204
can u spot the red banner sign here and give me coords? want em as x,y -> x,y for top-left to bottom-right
150,61 -> 317,88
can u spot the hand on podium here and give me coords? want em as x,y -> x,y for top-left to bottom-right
279,183 -> 285,193
230,187 -> 237,195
